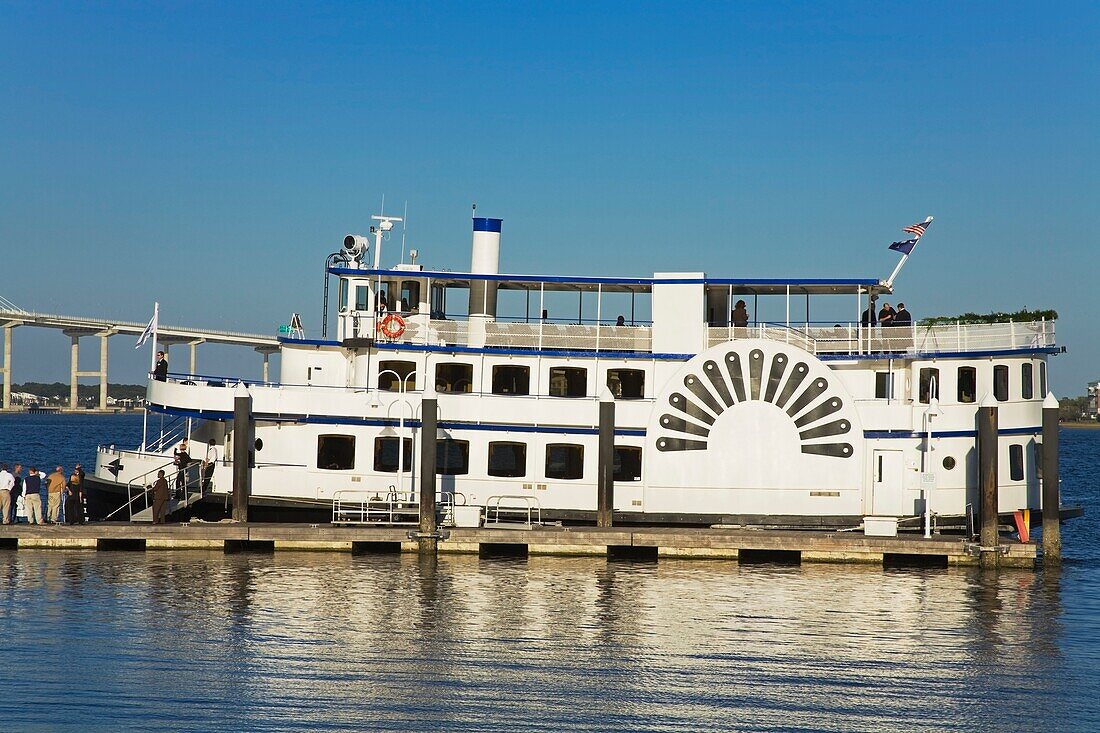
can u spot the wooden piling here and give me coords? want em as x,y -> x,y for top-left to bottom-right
597,388 -> 615,528
231,384 -> 253,522
418,394 -> 438,553
977,395 -> 999,569
1042,393 -> 1061,565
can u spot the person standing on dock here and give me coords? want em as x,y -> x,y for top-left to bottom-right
22,468 -> 42,525
151,470 -> 170,524
153,351 -> 168,382
46,466 -> 66,524
10,464 -> 23,524
65,468 -> 84,525
0,464 -> 14,525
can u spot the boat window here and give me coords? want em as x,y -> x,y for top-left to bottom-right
492,365 -> 530,396
614,446 -> 642,481
607,369 -> 645,400
317,435 -> 355,471
994,365 -> 1009,402
1035,442 -> 1043,479
1039,361 -> 1047,397
1021,363 -> 1034,400
436,363 -> 474,393
400,280 -> 421,313
378,360 -> 416,392
874,372 -> 893,399
431,284 -> 447,319
957,367 -> 976,404
918,368 -> 939,404
338,279 -> 349,311
549,367 -> 587,398
546,444 -> 584,480
354,284 -> 371,311
373,437 -> 412,473
436,439 -> 470,475
1009,444 -> 1024,481
487,442 -> 526,478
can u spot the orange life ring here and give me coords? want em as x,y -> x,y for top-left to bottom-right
378,313 -> 406,339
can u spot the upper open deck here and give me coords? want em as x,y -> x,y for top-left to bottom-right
320,266 -> 1056,359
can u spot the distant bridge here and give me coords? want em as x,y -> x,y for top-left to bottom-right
0,304 -> 279,410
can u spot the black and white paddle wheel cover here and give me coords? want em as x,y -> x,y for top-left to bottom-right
643,339 -> 864,515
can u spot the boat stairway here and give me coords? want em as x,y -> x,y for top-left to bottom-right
130,489 -> 205,523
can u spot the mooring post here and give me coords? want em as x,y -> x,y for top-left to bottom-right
1041,392 -> 1061,565
232,382 -> 253,522
597,386 -> 615,527
977,393 -> 999,569
418,387 -> 439,553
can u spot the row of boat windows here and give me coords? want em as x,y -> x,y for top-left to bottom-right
317,435 -> 644,481
874,362 -> 1047,404
379,360 -> 646,399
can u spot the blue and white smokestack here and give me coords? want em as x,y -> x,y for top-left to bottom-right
469,217 -> 502,318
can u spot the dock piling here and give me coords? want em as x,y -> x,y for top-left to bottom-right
418,392 -> 438,553
232,384 -> 253,522
977,394 -> 999,569
1042,393 -> 1061,565
597,387 -> 615,528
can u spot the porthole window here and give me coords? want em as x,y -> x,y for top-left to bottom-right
254,438 -> 264,452
993,365 -> 1009,402
607,369 -> 645,400
545,443 -> 584,480
942,456 -> 956,470
492,365 -> 530,396
549,367 -> 587,397
317,435 -> 355,471
436,363 -> 473,393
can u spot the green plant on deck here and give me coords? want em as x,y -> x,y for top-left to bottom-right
918,308 -> 1058,326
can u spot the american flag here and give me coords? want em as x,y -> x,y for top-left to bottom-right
902,217 -> 932,238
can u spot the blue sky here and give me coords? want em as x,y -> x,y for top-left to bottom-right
0,2 -> 1096,393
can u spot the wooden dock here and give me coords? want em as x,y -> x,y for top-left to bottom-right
0,523 -> 1037,567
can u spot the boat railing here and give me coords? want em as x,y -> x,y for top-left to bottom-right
103,458 -> 204,521
331,488 -> 458,526
706,320 -> 1055,357
483,495 -> 542,528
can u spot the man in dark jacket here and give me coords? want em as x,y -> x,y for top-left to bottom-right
893,303 -> 912,326
151,470 -> 170,524
153,351 -> 168,381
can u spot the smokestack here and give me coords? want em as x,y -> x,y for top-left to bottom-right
469,217 -> 502,319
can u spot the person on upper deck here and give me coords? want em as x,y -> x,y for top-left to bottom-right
878,302 -> 896,327
861,295 -> 878,327
731,300 -> 750,328
153,351 -> 168,381
615,315 -> 626,327
893,303 -> 912,326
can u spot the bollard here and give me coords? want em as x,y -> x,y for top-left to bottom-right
977,393 -> 999,569
418,391 -> 438,553
597,387 -> 616,528
231,383 -> 253,522
1042,392 -> 1061,565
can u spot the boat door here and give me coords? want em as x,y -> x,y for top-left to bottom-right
871,450 -> 905,516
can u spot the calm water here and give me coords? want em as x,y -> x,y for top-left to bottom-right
0,414 -> 1098,732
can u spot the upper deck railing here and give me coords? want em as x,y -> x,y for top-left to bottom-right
336,315 -> 1056,357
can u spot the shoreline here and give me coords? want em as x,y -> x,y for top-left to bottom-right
1063,421 -> 1100,429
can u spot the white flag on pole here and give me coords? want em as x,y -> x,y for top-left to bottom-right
135,306 -> 158,349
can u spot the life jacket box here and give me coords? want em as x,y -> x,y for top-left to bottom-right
452,505 -> 482,528
863,516 -> 899,537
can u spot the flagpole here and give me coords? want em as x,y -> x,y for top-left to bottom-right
885,217 -> 932,288
142,302 -> 159,452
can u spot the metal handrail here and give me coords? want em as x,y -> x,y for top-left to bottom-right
484,495 -> 542,527
331,488 -> 456,525
103,458 -> 204,521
